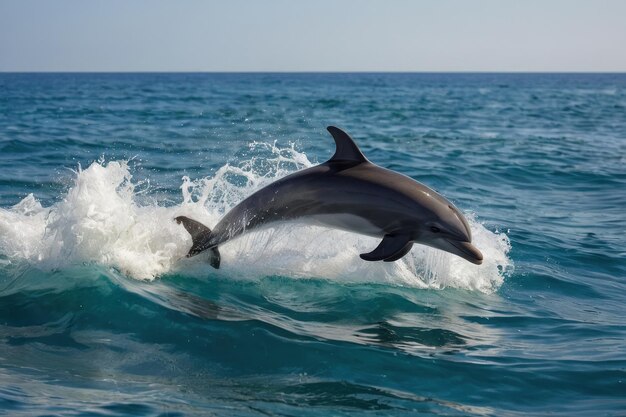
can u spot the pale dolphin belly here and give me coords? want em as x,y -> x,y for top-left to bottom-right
309,213 -> 384,238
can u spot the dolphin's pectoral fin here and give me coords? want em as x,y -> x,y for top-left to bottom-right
360,234 -> 412,262
383,242 -> 414,262
326,126 -> 368,163
175,216 -> 221,269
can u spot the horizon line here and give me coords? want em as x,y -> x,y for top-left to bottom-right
1,70 -> 626,74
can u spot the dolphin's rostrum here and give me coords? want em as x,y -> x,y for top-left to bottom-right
176,126 -> 483,268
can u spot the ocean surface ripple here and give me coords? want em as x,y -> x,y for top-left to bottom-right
0,73 -> 625,416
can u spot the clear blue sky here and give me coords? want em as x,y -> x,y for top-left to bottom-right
1,0 -> 625,72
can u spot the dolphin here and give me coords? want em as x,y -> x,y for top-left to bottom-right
175,126 -> 483,268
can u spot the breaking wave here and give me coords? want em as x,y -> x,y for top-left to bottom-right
0,144 -> 511,292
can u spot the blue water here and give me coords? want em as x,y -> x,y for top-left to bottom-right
0,73 -> 625,416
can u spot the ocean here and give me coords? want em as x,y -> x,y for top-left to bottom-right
0,73 -> 624,416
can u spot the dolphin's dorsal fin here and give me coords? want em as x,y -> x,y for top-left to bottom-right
326,126 -> 368,163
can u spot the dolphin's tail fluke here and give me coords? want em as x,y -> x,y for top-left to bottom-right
175,216 -> 221,269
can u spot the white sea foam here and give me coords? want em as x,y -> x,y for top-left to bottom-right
0,144 -> 512,292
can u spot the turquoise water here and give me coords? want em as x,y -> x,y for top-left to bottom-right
0,73 -> 624,416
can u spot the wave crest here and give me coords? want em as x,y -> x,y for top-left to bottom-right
0,144 -> 512,292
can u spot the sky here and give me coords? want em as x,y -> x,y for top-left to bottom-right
1,0 -> 625,72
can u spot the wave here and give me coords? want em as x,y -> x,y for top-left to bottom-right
0,143 -> 512,292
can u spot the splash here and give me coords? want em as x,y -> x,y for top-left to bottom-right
0,143 -> 512,292
0,161 -> 187,279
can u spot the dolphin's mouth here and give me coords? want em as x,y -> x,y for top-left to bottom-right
422,238 -> 484,265
445,239 -> 483,265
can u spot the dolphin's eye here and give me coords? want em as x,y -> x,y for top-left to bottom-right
430,226 -> 441,233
